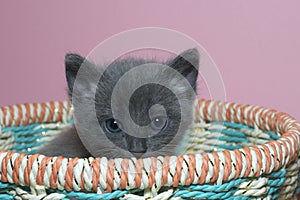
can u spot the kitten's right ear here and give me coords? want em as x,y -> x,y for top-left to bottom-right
65,53 -> 85,96
167,48 -> 199,90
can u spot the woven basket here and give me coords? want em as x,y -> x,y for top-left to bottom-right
0,99 -> 299,200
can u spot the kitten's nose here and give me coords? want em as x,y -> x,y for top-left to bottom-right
125,135 -> 147,158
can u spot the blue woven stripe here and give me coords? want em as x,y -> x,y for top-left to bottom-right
211,121 -> 279,140
266,131 -> 280,140
11,127 -> 50,137
14,135 -> 42,143
209,128 -> 246,137
266,169 -> 286,178
1,124 -> 41,133
0,194 -> 13,200
12,142 -> 42,151
172,169 -> 286,199
174,189 -> 238,199
0,183 -> 10,189
62,190 -> 129,200
0,183 -> 17,200
1,123 -> 56,153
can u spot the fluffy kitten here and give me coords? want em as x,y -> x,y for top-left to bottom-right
39,48 -> 199,158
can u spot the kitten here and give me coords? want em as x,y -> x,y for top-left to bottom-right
39,48 -> 199,159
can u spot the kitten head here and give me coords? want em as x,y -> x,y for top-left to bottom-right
66,48 -> 199,158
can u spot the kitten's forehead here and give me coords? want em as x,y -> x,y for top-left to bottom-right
105,59 -> 164,82
95,58 -> 194,121
97,60 -> 165,98
95,59 -> 164,116
101,59 -> 187,94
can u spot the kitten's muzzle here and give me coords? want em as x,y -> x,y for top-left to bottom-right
125,135 -> 147,158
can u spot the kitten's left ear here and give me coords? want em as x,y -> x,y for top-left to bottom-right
65,53 -> 85,96
65,53 -> 99,99
167,48 -> 199,90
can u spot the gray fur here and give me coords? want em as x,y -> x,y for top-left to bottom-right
39,48 -> 199,158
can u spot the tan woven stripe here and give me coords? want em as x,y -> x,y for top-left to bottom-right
290,132 -> 300,160
282,133 -> 297,160
91,158 -> 100,192
210,101 -> 218,122
185,154 -> 195,186
252,146 -> 263,177
268,141 -> 280,171
172,156 -> 183,187
148,157 -> 157,188
198,153 -> 208,184
219,100 -> 226,122
134,158 -> 143,188
8,106 -> 14,126
12,153 -> 26,184
232,103 -> 240,124
225,102 -> 233,123
161,156 -> 170,186
250,106 -> 258,128
39,103 -> 46,123
120,158 -> 129,189
47,102 -> 55,122
223,150 -> 232,182
0,107 -> 7,126
1,101 -> 72,127
1,151 -> 12,182
106,159 -> 115,192
15,104 -> 22,126
202,100 -> 209,122
246,104 -> 253,128
242,147 -> 252,177
239,103 -> 246,124
261,145 -> 271,174
233,149 -> 242,179
37,156 -> 52,186
276,139 -> 286,167
210,152 -> 220,183
24,153 -> 38,186
32,103 -> 38,124
23,103 -> 31,125
260,109 -> 268,130
65,157 -> 78,191
49,156 -> 63,188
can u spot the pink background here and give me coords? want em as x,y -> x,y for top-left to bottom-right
0,1 -> 299,120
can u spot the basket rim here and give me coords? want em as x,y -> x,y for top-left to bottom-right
0,99 -> 299,193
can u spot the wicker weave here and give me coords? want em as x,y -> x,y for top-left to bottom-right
0,99 -> 299,199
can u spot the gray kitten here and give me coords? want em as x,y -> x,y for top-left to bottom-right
39,48 -> 199,159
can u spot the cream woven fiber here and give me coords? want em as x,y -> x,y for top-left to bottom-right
0,99 -> 299,199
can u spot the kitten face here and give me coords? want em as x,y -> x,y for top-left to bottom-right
66,48 -> 199,158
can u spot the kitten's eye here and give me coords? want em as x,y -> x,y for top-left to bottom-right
104,119 -> 122,133
150,117 -> 169,131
